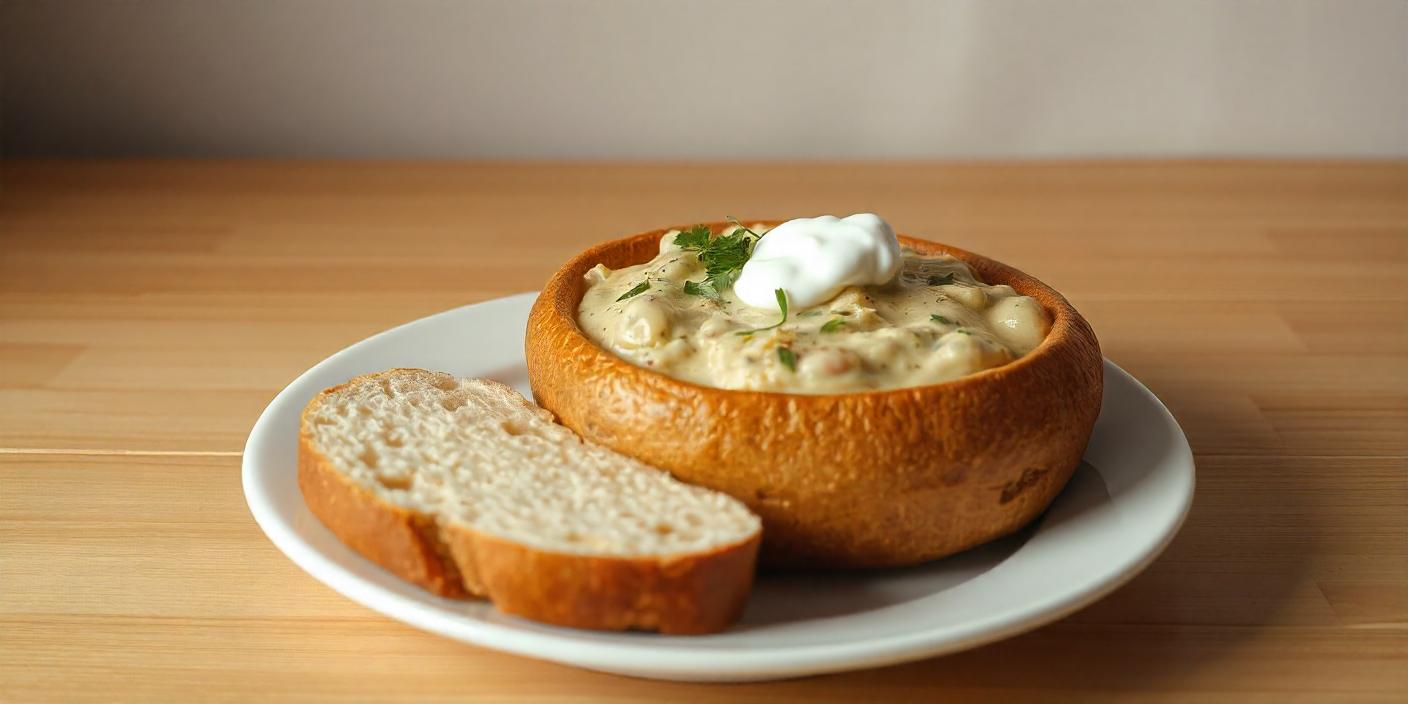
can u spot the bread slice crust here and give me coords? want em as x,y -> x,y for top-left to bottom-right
298,371 -> 761,635
526,225 -> 1104,568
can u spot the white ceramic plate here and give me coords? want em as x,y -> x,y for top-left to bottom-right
243,292 -> 1194,682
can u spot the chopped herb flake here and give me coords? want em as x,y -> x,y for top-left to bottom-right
682,279 -> 720,300
820,318 -> 846,333
930,314 -> 953,325
616,281 -> 650,301
777,347 -> 797,372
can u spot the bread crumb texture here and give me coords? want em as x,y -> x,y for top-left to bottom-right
302,369 -> 760,557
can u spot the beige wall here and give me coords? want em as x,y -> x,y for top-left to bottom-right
3,0 -> 1405,158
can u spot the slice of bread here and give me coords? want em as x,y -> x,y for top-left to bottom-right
298,368 -> 762,634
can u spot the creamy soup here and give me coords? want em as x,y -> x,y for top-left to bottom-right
577,225 -> 1052,394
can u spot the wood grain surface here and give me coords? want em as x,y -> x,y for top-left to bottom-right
1,160 -> 1405,702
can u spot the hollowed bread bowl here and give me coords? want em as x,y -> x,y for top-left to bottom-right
526,222 -> 1103,567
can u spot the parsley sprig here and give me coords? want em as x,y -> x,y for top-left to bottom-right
725,215 -> 764,240
676,221 -> 761,300
736,288 -> 788,336
671,224 -> 713,250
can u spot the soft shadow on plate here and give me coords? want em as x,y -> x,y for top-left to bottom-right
472,361 -> 534,397
740,461 -> 1111,628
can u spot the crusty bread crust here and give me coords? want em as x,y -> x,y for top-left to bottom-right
297,372 -> 761,634
525,224 -> 1104,568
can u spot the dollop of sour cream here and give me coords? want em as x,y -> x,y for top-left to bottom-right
734,213 -> 903,310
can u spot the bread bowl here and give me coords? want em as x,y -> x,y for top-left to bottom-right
525,220 -> 1103,567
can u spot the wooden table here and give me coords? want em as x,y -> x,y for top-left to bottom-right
2,161 -> 1405,702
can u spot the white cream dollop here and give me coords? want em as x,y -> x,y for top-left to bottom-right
734,213 -> 902,310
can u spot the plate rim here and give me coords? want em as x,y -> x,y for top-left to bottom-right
242,292 -> 1195,681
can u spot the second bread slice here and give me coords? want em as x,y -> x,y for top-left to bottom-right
298,368 -> 762,634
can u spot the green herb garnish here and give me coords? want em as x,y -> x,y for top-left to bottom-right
678,222 -> 760,298
725,215 -> 764,240
770,288 -> 789,325
682,279 -> 720,300
820,318 -> 845,333
927,273 -> 956,286
798,310 -> 824,317
672,224 -> 712,250
930,314 -> 953,325
954,328 -> 972,335
777,347 -> 797,372
616,281 -> 650,301
736,288 -> 789,335
701,231 -> 754,291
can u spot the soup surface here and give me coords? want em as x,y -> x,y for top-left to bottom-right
578,226 -> 1052,393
